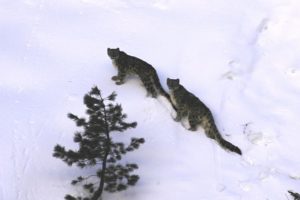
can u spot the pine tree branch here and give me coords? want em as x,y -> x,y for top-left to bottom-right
289,191 -> 300,200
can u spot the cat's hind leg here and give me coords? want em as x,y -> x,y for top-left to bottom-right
188,113 -> 198,131
140,76 -> 158,97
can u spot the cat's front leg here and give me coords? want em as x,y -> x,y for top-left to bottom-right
173,109 -> 183,122
187,113 -> 198,131
114,70 -> 126,85
174,109 -> 188,122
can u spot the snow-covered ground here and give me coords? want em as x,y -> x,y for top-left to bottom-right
1,0 -> 300,199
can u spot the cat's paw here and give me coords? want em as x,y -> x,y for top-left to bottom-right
145,92 -> 151,97
151,93 -> 158,98
188,127 -> 197,131
112,76 -> 119,81
170,109 -> 177,118
116,81 -> 124,85
174,116 -> 181,122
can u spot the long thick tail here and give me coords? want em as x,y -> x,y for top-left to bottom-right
217,136 -> 242,155
152,74 -> 177,111
204,116 -> 242,155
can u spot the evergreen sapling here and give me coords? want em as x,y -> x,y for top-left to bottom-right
289,191 -> 300,200
53,86 -> 145,200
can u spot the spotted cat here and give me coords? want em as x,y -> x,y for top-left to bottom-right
167,78 -> 242,155
107,48 -> 176,109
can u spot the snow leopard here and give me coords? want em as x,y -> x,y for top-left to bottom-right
107,48 -> 176,110
167,78 -> 242,155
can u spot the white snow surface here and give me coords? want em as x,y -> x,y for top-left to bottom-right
1,0 -> 300,199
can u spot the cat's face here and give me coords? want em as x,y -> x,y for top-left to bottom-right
107,48 -> 120,59
167,78 -> 180,90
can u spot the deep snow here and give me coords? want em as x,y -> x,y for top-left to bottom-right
1,0 -> 300,200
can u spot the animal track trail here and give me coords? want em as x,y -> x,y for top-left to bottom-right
0,185 -> 4,200
247,17 -> 270,71
223,17 -> 271,84
251,18 -> 270,45
12,129 -> 26,200
11,114 -> 49,200
24,0 -> 45,63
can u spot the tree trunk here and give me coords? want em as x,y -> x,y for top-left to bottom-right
91,141 -> 110,200
91,104 -> 110,200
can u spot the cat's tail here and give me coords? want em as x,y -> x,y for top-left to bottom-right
205,117 -> 242,155
216,135 -> 242,155
152,74 -> 177,111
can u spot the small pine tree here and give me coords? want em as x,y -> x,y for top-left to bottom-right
53,86 -> 145,200
289,191 -> 300,200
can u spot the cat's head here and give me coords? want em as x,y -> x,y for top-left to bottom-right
167,78 -> 180,90
107,48 -> 120,59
